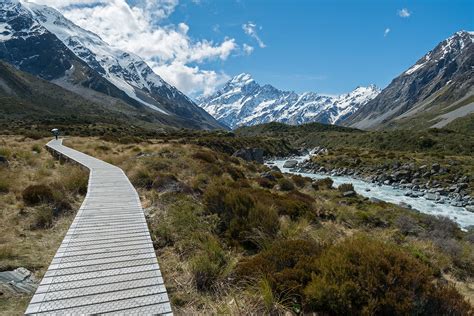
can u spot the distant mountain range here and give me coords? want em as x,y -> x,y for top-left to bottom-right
198,73 -> 380,129
0,0 -> 223,130
200,31 -> 473,131
0,0 -> 472,132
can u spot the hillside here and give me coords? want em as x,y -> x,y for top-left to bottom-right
0,61 -> 223,134
0,0 -> 223,130
347,31 -> 474,131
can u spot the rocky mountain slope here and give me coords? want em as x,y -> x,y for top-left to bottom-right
347,31 -> 474,130
198,73 -> 380,129
0,0 -> 222,130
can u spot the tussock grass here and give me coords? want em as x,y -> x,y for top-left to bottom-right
0,136 -> 87,315
63,136 -> 474,312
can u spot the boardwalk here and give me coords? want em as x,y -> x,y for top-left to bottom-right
26,139 -> 172,315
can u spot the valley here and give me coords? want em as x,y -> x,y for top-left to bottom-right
0,0 -> 473,314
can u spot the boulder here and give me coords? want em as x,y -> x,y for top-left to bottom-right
399,202 -> 412,209
233,148 -> 264,163
343,190 -> 356,197
466,206 -> 474,213
283,160 -> 298,168
425,193 -> 438,201
431,163 -> 440,172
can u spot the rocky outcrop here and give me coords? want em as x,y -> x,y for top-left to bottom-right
233,148 -> 264,163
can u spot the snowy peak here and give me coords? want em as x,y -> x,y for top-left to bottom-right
347,30 -> 474,130
198,74 -> 380,129
0,0 -> 223,129
405,30 -> 473,75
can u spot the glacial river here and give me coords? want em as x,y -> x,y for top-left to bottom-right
268,156 -> 474,229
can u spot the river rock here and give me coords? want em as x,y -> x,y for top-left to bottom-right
343,191 -> 356,197
466,206 -> 474,213
0,267 -> 37,294
370,197 -> 383,203
283,160 -> 298,168
399,202 -> 412,209
425,193 -> 438,201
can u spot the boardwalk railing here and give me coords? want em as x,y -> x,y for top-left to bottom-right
26,139 -> 172,315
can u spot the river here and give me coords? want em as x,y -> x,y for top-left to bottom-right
268,155 -> 474,229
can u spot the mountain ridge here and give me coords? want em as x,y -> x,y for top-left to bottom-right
198,73 -> 380,129
0,0 -> 223,130
346,30 -> 474,130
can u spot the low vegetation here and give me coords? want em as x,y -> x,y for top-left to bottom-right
0,136 -> 88,314
63,136 -> 473,314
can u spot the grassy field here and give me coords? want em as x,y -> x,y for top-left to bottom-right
0,134 -> 472,314
0,136 -> 87,315
64,136 -> 473,314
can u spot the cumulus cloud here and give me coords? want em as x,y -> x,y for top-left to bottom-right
242,44 -> 254,55
384,28 -> 391,37
24,0 -> 241,95
398,8 -> 411,18
242,22 -> 266,48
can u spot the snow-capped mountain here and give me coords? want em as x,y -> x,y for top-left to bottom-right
347,30 -> 474,130
0,0 -> 222,129
198,73 -> 380,129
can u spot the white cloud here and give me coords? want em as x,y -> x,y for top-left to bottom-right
398,8 -> 411,18
384,28 -> 391,37
242,44 -> 254,55
24,0 -> 240,95
242,21 -> 266,48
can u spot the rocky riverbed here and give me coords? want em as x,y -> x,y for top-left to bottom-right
267,148 -> 474,228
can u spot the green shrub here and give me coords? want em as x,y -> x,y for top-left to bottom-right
130,168 -> 154,189
303,236 -> 471,314
203,182 -> 280,248
256,177 -> 275,189
236,239 -> 322,305
31,144 -> 42,153
192,150 -> 218,163
314,177 -> 333,189
291,175 -> 308,188
32,206 -> 54,229
22,184 -> 54,205
190,236 -> 228,291
0,178 -> 9,193
278,178 -> 295,191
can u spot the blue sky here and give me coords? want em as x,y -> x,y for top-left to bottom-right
170,0 -> 474,95
32,0 -> 473,96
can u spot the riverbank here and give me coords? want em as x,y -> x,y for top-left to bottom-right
267,151 -> 474,229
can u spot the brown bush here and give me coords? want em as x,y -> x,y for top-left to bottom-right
22,184 -> 54,205
338,183 -> 354,193
278,178 -> 295,191
192,150 -> 218,163
236,239 -> 322,303
314,177 -> 333,189
303,236 -> 471,314
291,175 -> 309,188
256,177 -> 275,189
32,206 -> 54,229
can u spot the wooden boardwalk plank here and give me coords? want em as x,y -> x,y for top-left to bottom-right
25,139 -> 172,315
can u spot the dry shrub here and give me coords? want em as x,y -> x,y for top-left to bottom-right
192,150 -> 218,164
291,175 -> 308,188
338,183 -> 354,193
278,178 -> 295,191
303,236 -> 472,314
236,239 -> 322,306
256,177 -> 275,189
314,177 -> 333,189
203,182 -> 280,248
22,184 -> 54,205
32,206 -> 54,229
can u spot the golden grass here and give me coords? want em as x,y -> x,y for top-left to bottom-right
0,136 -> 87,315
63,136 -> 474,313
